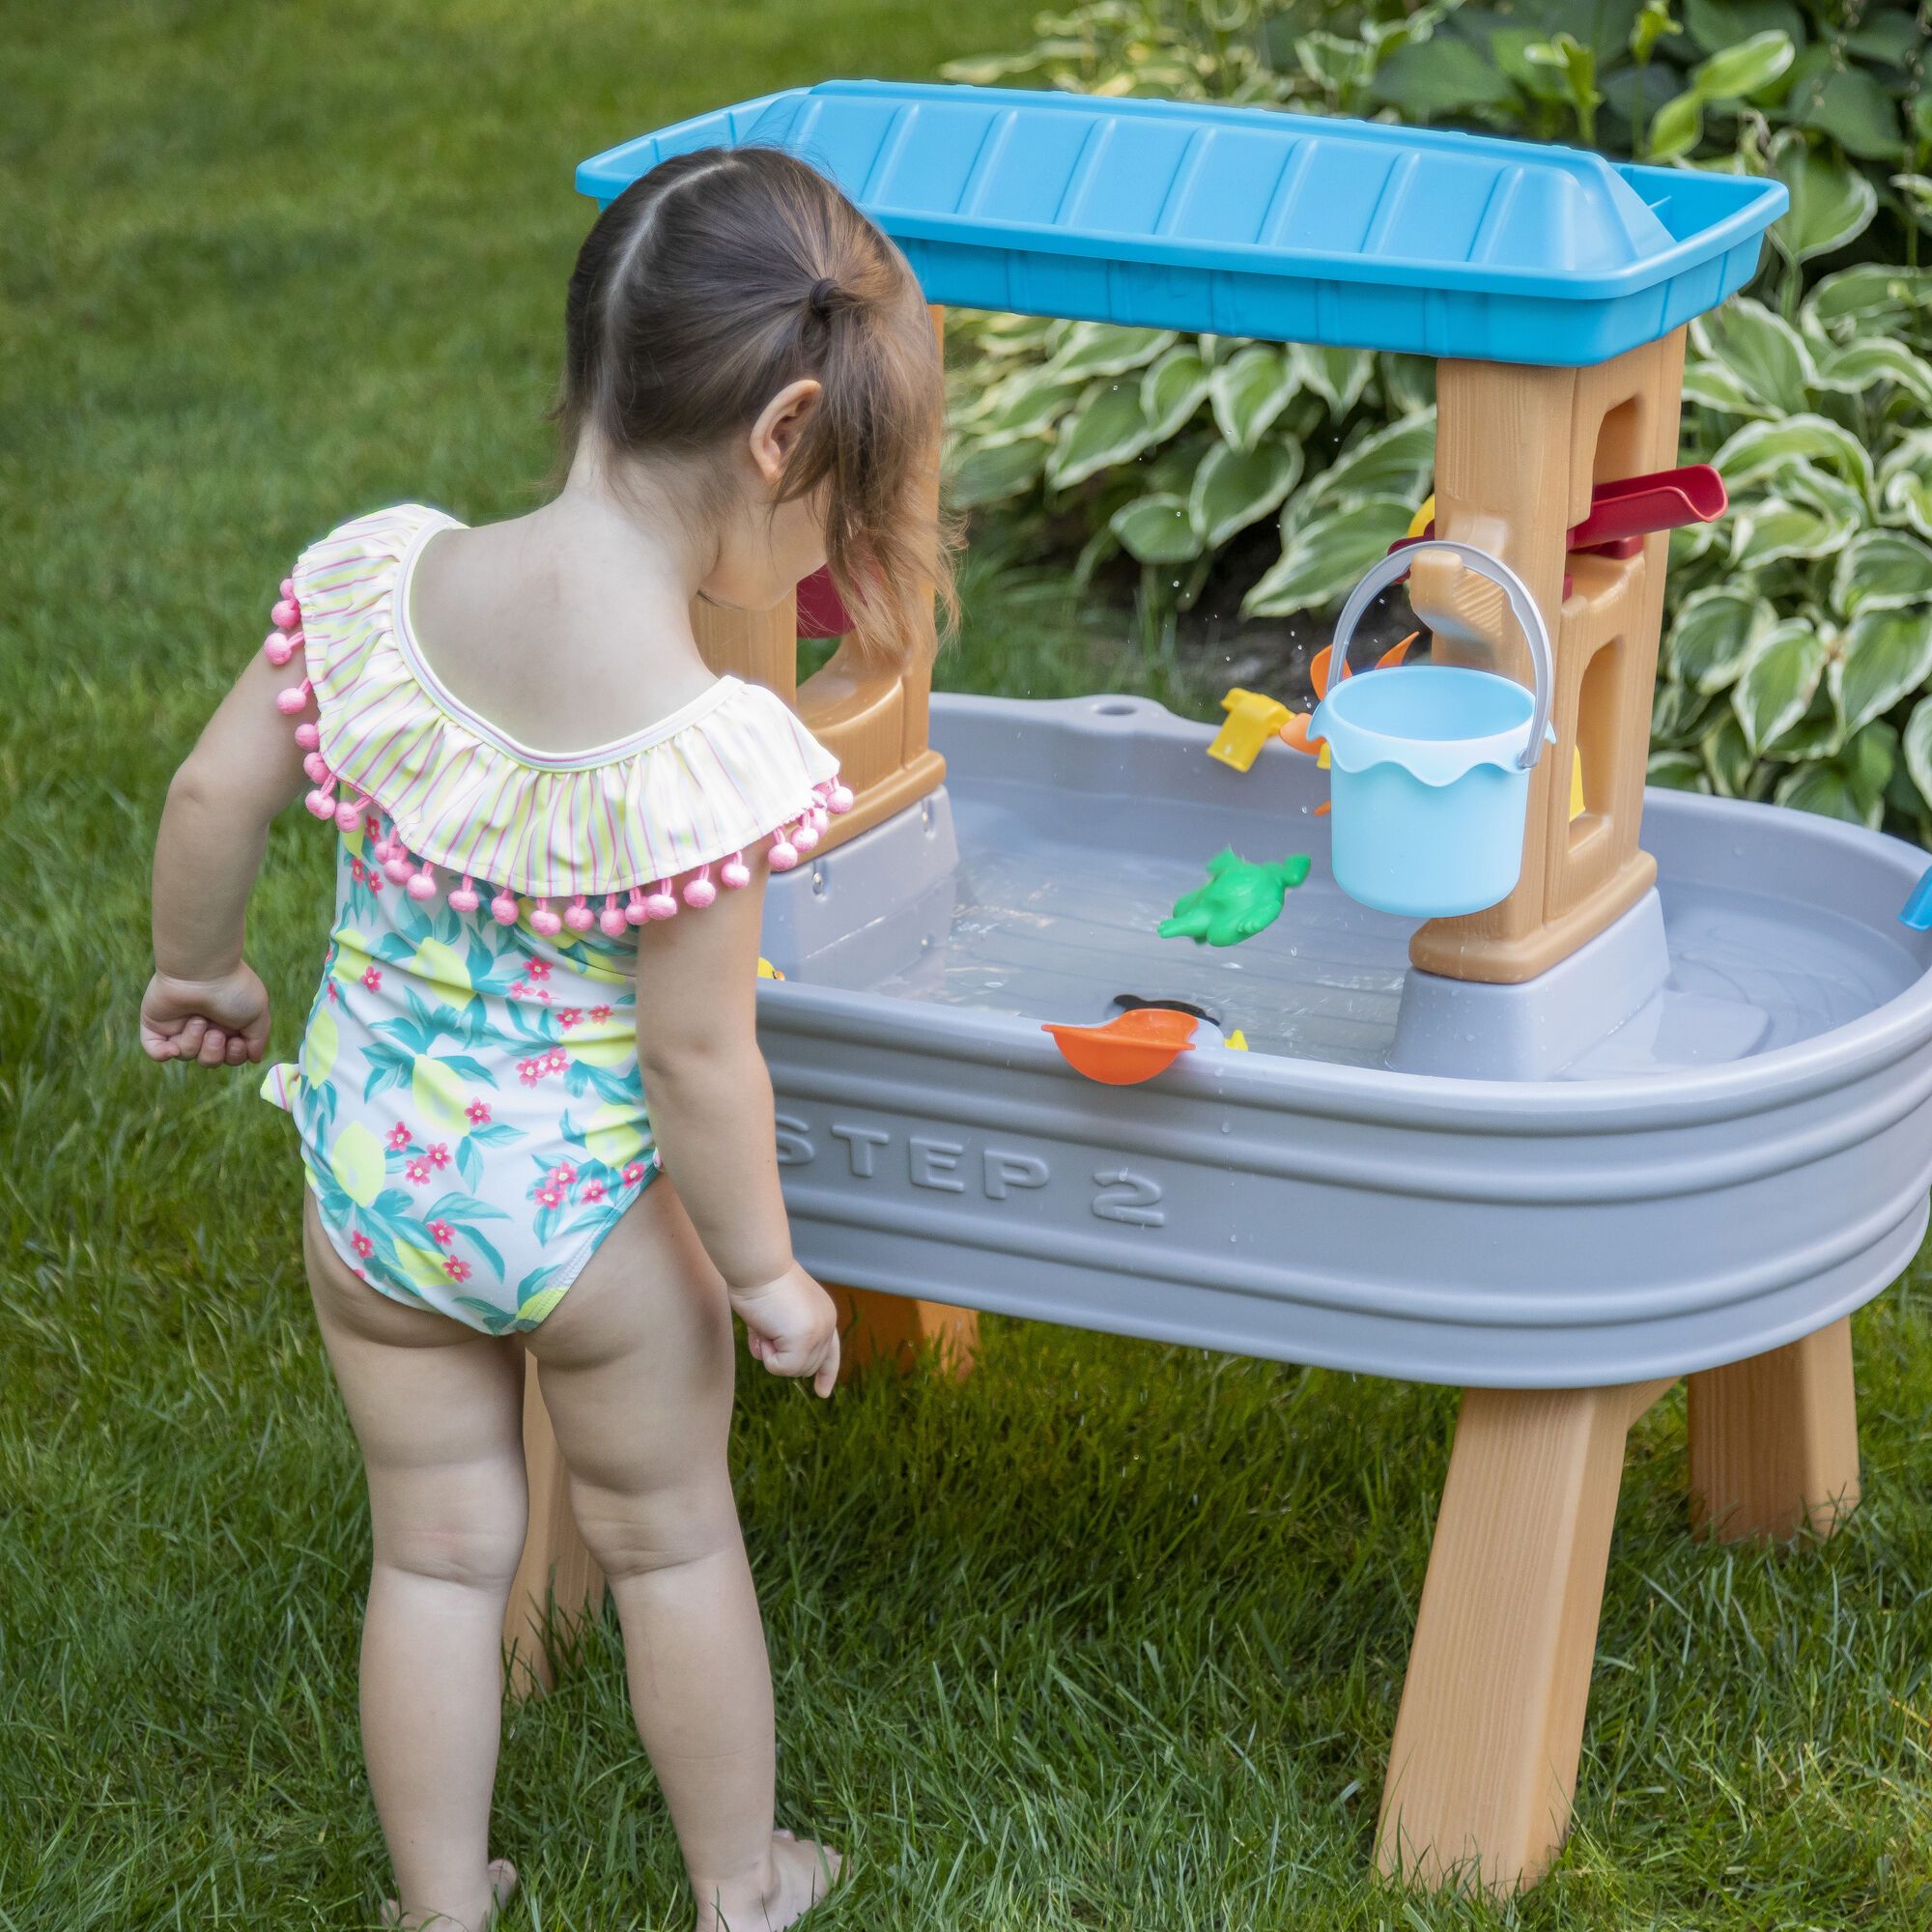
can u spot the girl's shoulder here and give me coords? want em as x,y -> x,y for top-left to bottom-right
268,504 -> 849,924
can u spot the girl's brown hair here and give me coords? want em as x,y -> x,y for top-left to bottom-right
557,147 -> 954,666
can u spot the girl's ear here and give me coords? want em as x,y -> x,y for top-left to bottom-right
747,378 -> 822,487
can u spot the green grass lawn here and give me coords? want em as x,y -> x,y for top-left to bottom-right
6,5 -> 1932,1927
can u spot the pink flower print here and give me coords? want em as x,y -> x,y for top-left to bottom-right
427,1143 -> 451,1171
621,1161 -> 647,1187
527,958 -> 552,982
535,1184 -> 563,1209
550,1161 -> 578,1187
544,1048 -> 567,1075
557,1008 -> 582,1030
350,857 -> 367,883
365,814 -> 382,839
590,1004 -> 612,1023
368,872 -> 384,895
518,1059 -> 541,1086
405,1157 -> 432,1186
327,980 -> 339,1004
443,1255 -> 471,1282
582,1179 -> 607,1205
508,983 -> 526,1001
351,1232 -> 375,1259
533,987 -> 553,1005
387,1123 -> 412,1151
362,966 -> 382,991
465,1100 -> 491,1125
427,1220 -> 455,1247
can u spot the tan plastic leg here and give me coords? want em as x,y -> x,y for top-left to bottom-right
1687,1317 -> 1860,1543
503,1350 -> 605,1698
828,1283 -> 978,1381
1377,1378 -> 1671,1894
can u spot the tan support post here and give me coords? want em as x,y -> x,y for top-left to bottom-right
1407,329 -> 1688,984
1377,1377 -> 1674,1893
1687,1318 -> 1861,1542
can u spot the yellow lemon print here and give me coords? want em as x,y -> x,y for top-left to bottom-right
332,931 -> 378,987
303,1006 -> 339,1088
570,1024 -> 636,1071
517,1284 -> 570,1326
329,1122 -> 385,1208
412,1054 -> 471,1134
581,1100 -> 648,1169
408,935 -> 474,1007
394,1242 -> 453,1293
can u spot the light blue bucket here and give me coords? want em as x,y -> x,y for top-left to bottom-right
1310,541 -> 1556,920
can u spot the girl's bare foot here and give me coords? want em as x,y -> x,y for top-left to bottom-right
694,1830 -> 841,1931
382,1856 -> 518,1930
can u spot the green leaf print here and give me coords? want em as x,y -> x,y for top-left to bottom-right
457,1225 -> 505,1280
425,1190 -> 510,1223
452,1296 -> 519,1336
456,1139 -> 484,1189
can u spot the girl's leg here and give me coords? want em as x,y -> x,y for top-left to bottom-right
525,1175 -> 838,1930
303,1196 -> 527,1931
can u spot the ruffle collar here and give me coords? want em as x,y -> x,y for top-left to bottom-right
263,504 -> 850,933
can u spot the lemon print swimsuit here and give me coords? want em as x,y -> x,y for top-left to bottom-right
260,504 -> 847,1333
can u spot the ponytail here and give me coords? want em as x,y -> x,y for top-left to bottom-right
557,148 -> 957,665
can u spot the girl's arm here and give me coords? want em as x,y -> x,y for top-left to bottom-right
635,873 -> 840,1395
142,647 -> 311,1066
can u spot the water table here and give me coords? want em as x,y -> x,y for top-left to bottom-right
502,83 -> 1932,1896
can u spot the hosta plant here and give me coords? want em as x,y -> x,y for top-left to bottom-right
1648,264 -> 1932,833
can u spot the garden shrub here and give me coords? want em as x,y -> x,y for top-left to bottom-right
942,0 -> 1932,831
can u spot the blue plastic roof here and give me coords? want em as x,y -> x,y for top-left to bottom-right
578,81 -> 1785,367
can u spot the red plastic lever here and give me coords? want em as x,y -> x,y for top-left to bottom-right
1566,464 -> 1726,553
795,566 -> 852,640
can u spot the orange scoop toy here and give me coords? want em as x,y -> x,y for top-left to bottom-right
1042,1008 -> 1199,1085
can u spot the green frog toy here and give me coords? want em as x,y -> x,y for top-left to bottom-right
1158,848 -> 1312,948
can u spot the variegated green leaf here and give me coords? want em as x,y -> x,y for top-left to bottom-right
1811,339 -> 1932,410
1139,345 -> 1212,441
1242,497 -> 1413,617
1775,760 -> 1879,827
968,365 -> 1092,445
1701,711 -> 1756,797
1732,618 -> 1827,754
1298,410 -> 1436,517
1836,607 -> 1932,736
948,436 -> 1050,510
1878,431 -> 1932,540
1048,323 -> 1177,382
1690,297 -> 1814,418
1046,384 -> 1156,490
1667,584 -> 1776,693
1771,132 -> 1878,268
1292,343 -> 1373,416
1904,696 -> 1932,810
1713,412 -> 1874,503
1802,264 -> 1932,338
1110,493 -> 1205,566
1652,675 -> 1717,750
1209,345 -> 1296,452
1729,494 -> 1860,567
1832,528 -> 1932,620
1188,440 -> 1303,549
1648,749 -> 1710,792
1682,355 -> 1771,418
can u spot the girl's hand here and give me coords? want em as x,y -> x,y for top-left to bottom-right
730,1262 -> 842,1398
140,965 -> 271,1066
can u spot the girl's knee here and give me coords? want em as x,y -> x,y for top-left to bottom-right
567,1477 -> 737,1583
375,1514 -> 529,1593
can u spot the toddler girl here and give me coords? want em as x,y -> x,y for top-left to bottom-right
142,146 -> 948,1931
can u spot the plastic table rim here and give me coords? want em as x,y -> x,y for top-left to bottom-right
1328,540 -> 1555,772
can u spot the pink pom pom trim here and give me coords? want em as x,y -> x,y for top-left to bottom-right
682,867 -> 717,909
275,678 -> 313,716
564,894 -> 594,933
264,629 -> 297,668
407,863 -> 437,902
491,890 -> 520,925
599,893 -> 628,938
721,853 -> 751,890
625,887 -> 649,926
448,876 -> 480,914
768,835 -> 798,871
271,598 -> 300,632
644,882 -> 678,920
529,898 -> 563,936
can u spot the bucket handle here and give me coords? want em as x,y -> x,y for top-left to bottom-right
1328,539 -> 1554,774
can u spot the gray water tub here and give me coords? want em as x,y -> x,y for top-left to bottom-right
759,693 -> 1932,1389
